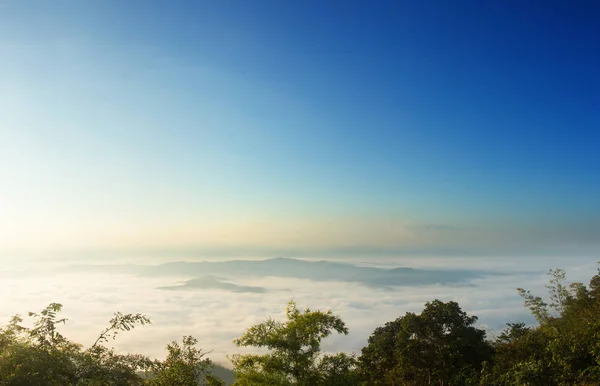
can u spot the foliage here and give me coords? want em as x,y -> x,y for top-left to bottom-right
92,312 -> 151,349
0,304 -> 225,386
483,262 -> 600,385
358,300 -> 492,385
230,300 -> 355,385
151,335 -> 224,386
0,303 -> 80,386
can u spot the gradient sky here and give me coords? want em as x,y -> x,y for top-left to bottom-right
1,1 -> 598,256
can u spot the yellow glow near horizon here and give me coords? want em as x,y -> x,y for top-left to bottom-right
0,211 -> 420,251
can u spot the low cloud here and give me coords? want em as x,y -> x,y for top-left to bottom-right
0,256 -> 597,366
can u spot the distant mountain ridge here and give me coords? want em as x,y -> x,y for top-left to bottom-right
57,257 -> 492,290
142,257 -> 485,288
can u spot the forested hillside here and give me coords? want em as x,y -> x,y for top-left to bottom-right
1,262 -> 599,385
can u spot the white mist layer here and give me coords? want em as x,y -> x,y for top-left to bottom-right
0,255 -> 597,366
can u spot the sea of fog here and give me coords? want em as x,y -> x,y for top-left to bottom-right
0,253 -> 598,366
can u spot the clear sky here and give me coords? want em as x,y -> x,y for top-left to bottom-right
1,1 -> 598,257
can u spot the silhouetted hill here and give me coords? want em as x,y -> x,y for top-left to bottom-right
158,275 -> 268,293
59,257 -> 491,290
209,364 -> 235,385
144,257 -> 486,288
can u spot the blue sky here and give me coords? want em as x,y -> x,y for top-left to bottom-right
0,1 -> 598,256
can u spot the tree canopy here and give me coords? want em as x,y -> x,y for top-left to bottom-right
482,263 -> 600,385
230,300 -> 357,386
359,300 -> 492,385
0,304 -> 225,386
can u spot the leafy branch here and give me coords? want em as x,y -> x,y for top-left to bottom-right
91,312 -> 151,349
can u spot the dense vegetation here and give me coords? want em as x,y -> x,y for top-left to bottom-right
0,305 -> 225,386
1,262 -> 599,385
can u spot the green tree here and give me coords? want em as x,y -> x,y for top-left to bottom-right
0,303 -> 226,385
480,323 -> 555,385
483,262 -> 600,385
359,300 -> 492,386
316,352 -> 359,385
230,300 -> 355,385
77,311 -> 153,385
151,335 -> 224,386
91,312 -> 151,349
0,304 -> 79,386
516,268 -> 572,324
